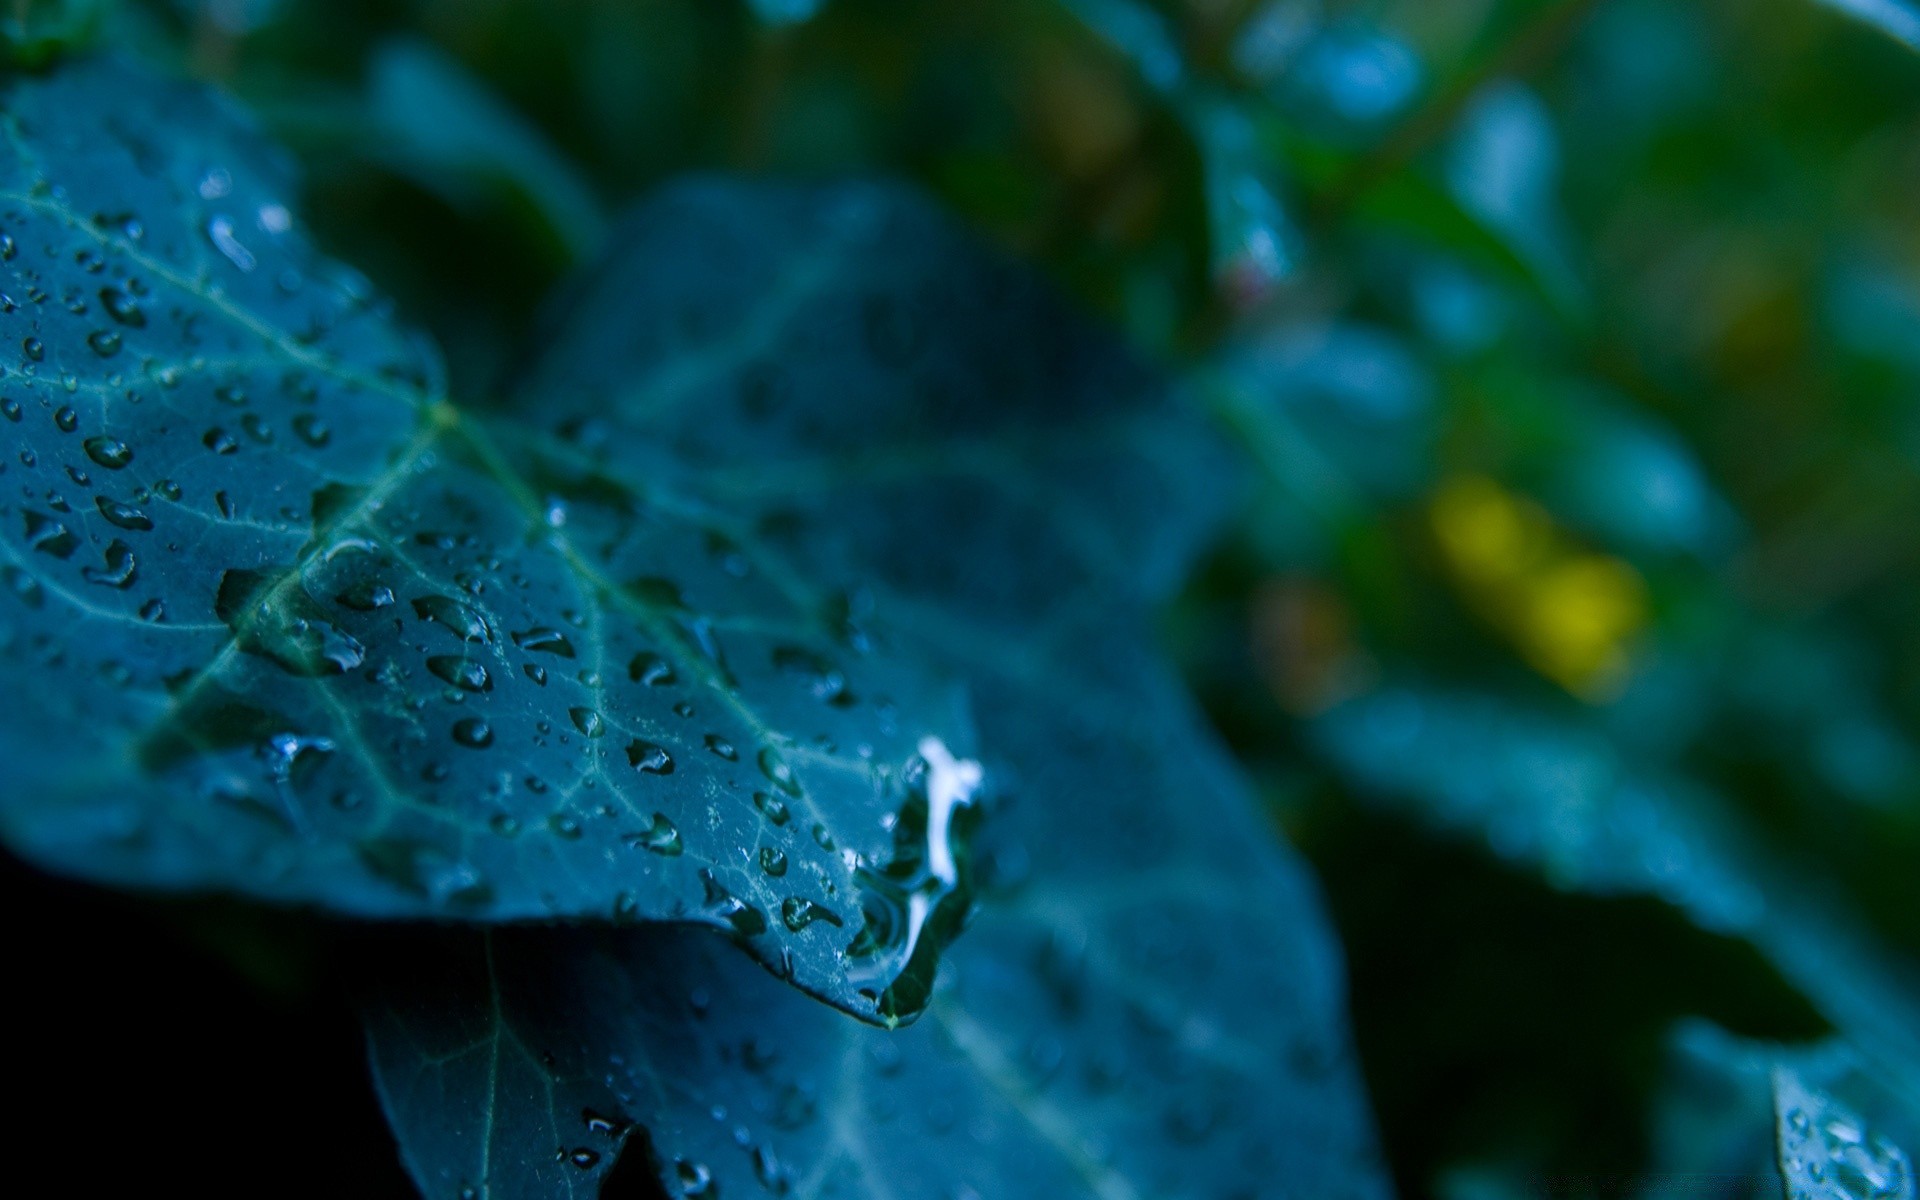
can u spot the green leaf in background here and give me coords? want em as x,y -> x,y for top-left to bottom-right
0,0 -> 104,66
365,37 -> 609,265
1314,686 -> 1920,1118
1822,0 -> 1920,51
0,58 -> 995,1022
364,179 -> 1389,1200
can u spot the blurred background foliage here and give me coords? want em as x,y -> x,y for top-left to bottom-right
9,0 -> 1920,1194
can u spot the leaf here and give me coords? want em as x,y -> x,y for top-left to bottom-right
366,37 -> 609,263
0,58 -> 999,1021
0,0 -> 104,67
1820,0 -> 1920,52
1641,1021 -> 1920,1198
365,180 -> 1389,1200
1314,686 -> 1920,1113
1775,1062 -> 1916,1199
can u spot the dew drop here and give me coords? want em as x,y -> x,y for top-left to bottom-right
428,655 -> 491,693
628,813 -> 683,856
626,739 -> 675,775
95,496 -> 153,531
781,897 -> 843,932
512,626 -> 576,657
452,717 -> 494,749
83,436 -> 132,469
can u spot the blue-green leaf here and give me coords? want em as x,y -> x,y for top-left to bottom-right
365,179 -> 1389,1200
0,59 -> 995,1021
1821,0 -> 1920,51
1315,686 -> 1920,1114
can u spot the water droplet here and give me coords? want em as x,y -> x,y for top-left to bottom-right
452,718 -> 494,749
700,870 -> 768,936
627,739 -> 675,774
53,406 -> 77,432
82,540 -> 138,589
758,846 -> 788,877
23,511 -> 78,559
488,813 -> 521,837
428,655 -> 491,692
753,792 -> 791,826
214,569 -> 363,673
87,329 -> 121,358
705,734 -> 738,761
675,1160 -> 716,1198
83,436 -> 132,469
3,565 -> 45,608
22,337 -> 44,363
335,579 -> 395,611
99,287 -> 145,327
292,413 -> 331,447
203,427 -> 239,454
629,651 -> 676,686
570,707 -> 605,738
548,812 -> 584,840
772,644 -> 850,704
95,496 -> 152,531
523,663 -> 548,686
753,1145 -> 790,1194
414,594 -> 491,642
512,626 -> 576,657
781,897 -> 843,932
758,747 -> 802,797
627,813 -> 683,856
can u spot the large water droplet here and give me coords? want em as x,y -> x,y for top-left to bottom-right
626,739 -> 674,774
627,813 -> 683,856
83,436 -> 132,469
428,655 -> 491,693
512,626 -> 576,657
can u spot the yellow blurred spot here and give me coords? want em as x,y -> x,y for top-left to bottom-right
1430,475 -> 1648,700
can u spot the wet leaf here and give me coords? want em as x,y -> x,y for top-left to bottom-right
364,180 -> 1388,1199
1315,686 -> 1920,1116
0,59 -> 994,1021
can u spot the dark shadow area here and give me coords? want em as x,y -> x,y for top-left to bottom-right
1,854 -> 416,1197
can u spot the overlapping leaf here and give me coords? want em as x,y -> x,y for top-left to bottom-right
0,59 -> 984,1020
366,180 -> 1390,1200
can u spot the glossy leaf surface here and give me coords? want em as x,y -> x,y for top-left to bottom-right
0,59 -> 989,1020
366,180 -> 1389,1200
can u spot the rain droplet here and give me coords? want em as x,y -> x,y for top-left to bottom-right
627,739 -> 675,775
758,846 -> 788,877
415,594 -> 491,642
570,707 -> 605,738
99,287 -> 145,327
705,734 -> 738,761
292,413 -> 330,447
95,496 -> 153,531
758,747 -> 802,797
512,626 -> 576,657
627,813 -> 683,856
428,656 -> 491,693
629,651 -> 676,686
753,792 -> 791,826
82,540 -> 137,589
335,579 -> 395,611
83,436 -> 132,469
781,897 -> 843,932
452,718 -> 494,749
